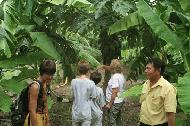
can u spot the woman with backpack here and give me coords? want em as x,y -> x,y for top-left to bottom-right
24,60 -> 56,126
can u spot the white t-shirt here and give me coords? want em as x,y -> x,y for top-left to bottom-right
71,78 -> 97,121
106,73 -> 126,103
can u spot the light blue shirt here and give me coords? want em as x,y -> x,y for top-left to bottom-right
91,86 -> 106,119
71,78 -> 97,121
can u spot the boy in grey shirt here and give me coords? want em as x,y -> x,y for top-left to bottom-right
71,61 -> 97,126
90,71 -> 106,126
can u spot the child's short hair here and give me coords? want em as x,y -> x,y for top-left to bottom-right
78,60 -> 90,75
39,60 -> 56,75
90,71 -> 102,84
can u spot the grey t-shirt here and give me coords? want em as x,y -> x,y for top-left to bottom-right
91,86 -> 106,119
71,78 -> 97,121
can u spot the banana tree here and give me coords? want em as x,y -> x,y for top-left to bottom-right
109,0 -> 190,124
0,0 -> 101,112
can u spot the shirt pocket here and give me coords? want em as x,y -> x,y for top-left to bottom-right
140,93 -> 147,103
151,96 -> 163,110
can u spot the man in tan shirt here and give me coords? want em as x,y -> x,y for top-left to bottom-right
139,58 -> 177,126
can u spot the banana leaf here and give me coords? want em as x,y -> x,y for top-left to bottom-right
30,32 -> 61,60
177,72 -> 190,114
109,12 -> 143,35
136,0 -> 183,51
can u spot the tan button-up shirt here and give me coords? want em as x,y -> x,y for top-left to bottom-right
140,76 -> 177,125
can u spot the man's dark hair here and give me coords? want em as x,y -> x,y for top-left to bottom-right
78,60 -> 90,75
90,71 -> 102,85
39,60 -> 56,75
147,58 -> 165,75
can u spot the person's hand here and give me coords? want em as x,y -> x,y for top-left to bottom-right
96,65 -> 111,71
105,103 -> 112,109
96,65 -> 105,70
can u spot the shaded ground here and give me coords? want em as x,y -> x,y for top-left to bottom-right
49,99 -> 140,126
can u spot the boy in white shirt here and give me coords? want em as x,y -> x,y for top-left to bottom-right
90,71 -> 106,126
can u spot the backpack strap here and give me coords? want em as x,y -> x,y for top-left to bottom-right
31,80 -> 41,92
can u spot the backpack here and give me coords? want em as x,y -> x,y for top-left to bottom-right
10,80 -> 42,126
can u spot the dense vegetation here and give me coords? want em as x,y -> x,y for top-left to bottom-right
0,0 -> 190,125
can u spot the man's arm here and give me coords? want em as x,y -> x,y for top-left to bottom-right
106,88 -> 119,108
167,112 -> 175,126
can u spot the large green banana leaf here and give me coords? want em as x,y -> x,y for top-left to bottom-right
2,1 -> 18,33
178,0 -> 190,13
0,79 -> 27,94
120,84 -> 143,98
30,32 -> 61,60
0,51 -> 50,68
109,12 -> 143,35
177,72 -> 190,114
42,0 -> 66,5
136,0 -> 182,51
66,0 -> 91,7
79,51 -> 101,68
0,89 -> 12,112
0,37 -> 11,58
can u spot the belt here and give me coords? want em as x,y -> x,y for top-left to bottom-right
140,122 -> 168,126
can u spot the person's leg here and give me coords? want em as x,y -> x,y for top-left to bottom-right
81,120 -> 91,126
115,103 -> 123,126
108,102 -> 123,126
116,110 -> 122,126
96,114 -> 103,126
72,121 -> 81,126
91,118 -> 95,126
108,106 -> 117,126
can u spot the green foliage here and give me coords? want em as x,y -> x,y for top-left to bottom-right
136,0 -> 182,51
67,0 -> 92,7
0,37 -> 11,58
79,51 -> 100,67
0,79 -> 27,94
176,117 -> 184,126
48,96 -> 54,109
0,0 -> 102,112
45,0 -> 66,5
177,72 -> 190,114
30,32 -> 61,60
178,0 -> 190,13
0,89 -> 12,112
0,0 -> 189,121
0,51 -> 50,69
109,12 -> 143,35
120,84 -> 143,98
112,0 -> 135,16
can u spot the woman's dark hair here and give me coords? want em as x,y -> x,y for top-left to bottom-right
90,71 -> 102,84
147,58 -> 165,75
78,60 -> 90,75
39,60 -> 56,75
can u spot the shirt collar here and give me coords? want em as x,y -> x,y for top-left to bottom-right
150,76 -> 164,89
